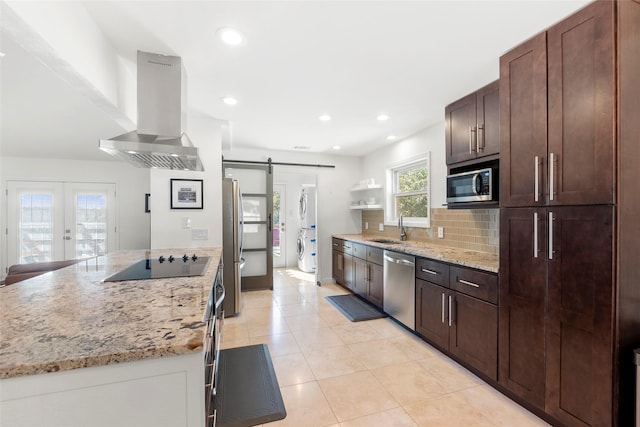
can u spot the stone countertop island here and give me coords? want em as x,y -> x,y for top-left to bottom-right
0,247 -> 222,427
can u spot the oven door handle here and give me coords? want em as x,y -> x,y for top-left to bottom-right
214,280 -> 226,310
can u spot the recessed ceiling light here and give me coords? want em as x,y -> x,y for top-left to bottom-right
386,135 -> 397,140
126,150 -> 137,154
217,27 -> 244,46
377,114 -> 390,121
222,97 -> 238,105
332,145 -> 341,150
318,114 -> 331,121
170,153 -> 180,157
0,52 -> 5,58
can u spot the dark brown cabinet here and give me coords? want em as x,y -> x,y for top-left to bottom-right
332,238 -> 344,286
332,238 -> 353,289
352,243 -> 384,309
499,2 -> 640,426
415,258 -> 498,381
545,206 -> 614,426
500,206 -> 615,423
332,240 -> 383,309
501,1 -> 614,208
499,208 -> 547,408
445,80 -> 499,166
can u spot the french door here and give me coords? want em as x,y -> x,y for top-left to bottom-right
7,181 -> 117,268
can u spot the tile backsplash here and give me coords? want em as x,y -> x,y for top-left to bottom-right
361,207 -> 499,255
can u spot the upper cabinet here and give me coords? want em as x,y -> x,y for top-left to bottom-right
500,1 -> 615,207
445,80 -> 500,166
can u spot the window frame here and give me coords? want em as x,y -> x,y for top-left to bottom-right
385,154 -> 431,228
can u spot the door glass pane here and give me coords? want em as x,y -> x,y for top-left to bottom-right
19,193 -> 54,263
273,189 -> 281,257
241,251 -> 267,276
225,168 -> 266,193
242,196 -> 267,221
243,223 -> 267,248
74,193 -> 107,258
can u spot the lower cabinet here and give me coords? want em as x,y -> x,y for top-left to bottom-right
352,244 -> 384,309
332,240 -> 384,309
415,258 -> 498,381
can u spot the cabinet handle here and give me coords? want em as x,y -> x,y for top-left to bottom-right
549,152 -> 556,201
448,295 -> 454,327
365,264 -> 370,282
441,293 -> 446,324
469,126 -> 477,153
458,279 -> 480,288
421,268 -> 438,275
548,211 -> 554,260
533,212 -> 539,258
333,243 -> 338,247
477,124 -> 484,151
534,156 -> 540,202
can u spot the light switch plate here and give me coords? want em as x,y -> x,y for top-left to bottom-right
191,229 -> 208,240
181,217 -> 191,229
365,222 -> 369,230
378,223 -> 384,231
438,227 -> 444,238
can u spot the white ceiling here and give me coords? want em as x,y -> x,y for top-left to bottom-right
1,0 -> 591,161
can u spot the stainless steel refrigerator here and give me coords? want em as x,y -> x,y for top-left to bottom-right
222,178 -> 244,317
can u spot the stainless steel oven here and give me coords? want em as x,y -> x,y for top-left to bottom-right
204,266 -> 224,427
446,167 -> 497,204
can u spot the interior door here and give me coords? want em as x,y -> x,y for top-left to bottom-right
223,165 -> 273,291
272,183 -> 286,268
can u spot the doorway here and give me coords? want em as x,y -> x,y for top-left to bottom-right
6,181 -> 117,268
272,183 -> 287,268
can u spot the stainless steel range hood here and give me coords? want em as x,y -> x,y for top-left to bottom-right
99,51 -> 203,171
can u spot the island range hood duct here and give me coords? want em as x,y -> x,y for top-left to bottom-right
99,51 -> 203,171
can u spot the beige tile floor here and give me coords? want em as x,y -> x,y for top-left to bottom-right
221,268 -> 550,427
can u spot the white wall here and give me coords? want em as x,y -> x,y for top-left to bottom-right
150,116 -> 223,249
0,156 -> 150,274
222,148 -> 362,284
361,121 -> 447,216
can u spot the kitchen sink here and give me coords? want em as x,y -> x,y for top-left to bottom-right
369,238 -> 402,245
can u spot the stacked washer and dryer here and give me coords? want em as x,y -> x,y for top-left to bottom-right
297,187 -> 317,273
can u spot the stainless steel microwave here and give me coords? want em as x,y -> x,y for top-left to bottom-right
446,168 -> 497,204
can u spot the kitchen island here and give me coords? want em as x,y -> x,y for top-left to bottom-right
0,247 -> 221,427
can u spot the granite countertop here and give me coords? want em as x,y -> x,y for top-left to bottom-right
0,247 -> 221,380
333,234 -> 499,273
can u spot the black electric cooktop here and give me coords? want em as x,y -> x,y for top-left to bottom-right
103,255 -> 211,282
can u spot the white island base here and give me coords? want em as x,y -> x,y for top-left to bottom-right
0,352 -> 204,427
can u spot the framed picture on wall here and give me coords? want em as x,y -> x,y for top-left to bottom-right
170,179 -> 203,209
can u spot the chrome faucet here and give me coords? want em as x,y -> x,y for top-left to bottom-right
398,215 -> 407,241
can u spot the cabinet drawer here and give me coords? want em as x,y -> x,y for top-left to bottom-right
352,242 -> 367,259
450,266 -> 497,304
332,238 -> 344,252
416,258 -> 450,287
366,246 -> 383,265
342,240 -> 353,255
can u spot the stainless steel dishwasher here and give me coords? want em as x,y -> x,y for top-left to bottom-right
383,250 -> 416,330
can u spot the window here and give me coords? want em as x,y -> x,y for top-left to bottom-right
386,155 -> 430,227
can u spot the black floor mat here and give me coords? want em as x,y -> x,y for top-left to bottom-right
325,294 -> 388,322
214,344 -> 286,427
